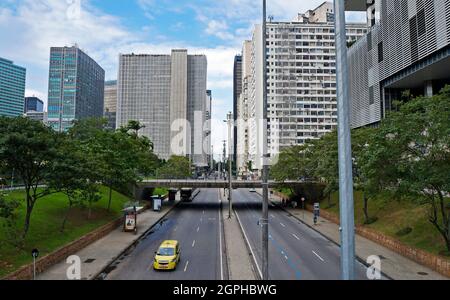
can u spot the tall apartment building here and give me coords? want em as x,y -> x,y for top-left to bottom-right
205,90 -> 212,168
346,0 -> 450,128
233,55 -> 242,170
47,46 -> 105,132
245,2 -> 367,171
104,80 -> 117,130
236,41 -> 252,176
0,57 -> 26,117
24,97 -> 44,113
117,50 -> 209,165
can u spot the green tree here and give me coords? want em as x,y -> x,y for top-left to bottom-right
0,117 -> 58,238
47,135 -> 91,232
0,192 -> 21,247
311,131 -> 339,208
271,144 -> 316,197
366,86 -> 450,251
352,127 -> 379,224
157,156 -> 191,179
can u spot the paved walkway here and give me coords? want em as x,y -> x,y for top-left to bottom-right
267,191 -> 448,280
38,199 -> 180,280
220,189 -> 256,280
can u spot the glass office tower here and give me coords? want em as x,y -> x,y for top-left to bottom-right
47,46 -> 105,131
0,57 -> 26,117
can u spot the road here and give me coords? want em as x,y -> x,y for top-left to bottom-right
105,188 -> 227,280
233,189 -> 369,280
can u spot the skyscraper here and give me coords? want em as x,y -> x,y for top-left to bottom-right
244,2 -> 367,171
346,0 -> 450,128
117,50 -> 209,166
0,57 -> 26,117
24,97 -> 44,113
104,80 -> 117,130
233,55 -> 242,172
47,46 -> 105,132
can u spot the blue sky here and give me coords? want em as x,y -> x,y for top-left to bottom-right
0,0 -> 364,153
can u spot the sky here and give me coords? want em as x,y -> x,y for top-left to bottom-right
0,0 -> 364,156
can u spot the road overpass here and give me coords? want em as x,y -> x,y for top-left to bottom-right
137,179 -> 310,189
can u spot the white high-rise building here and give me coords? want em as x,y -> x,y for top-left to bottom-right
236,40 -> 252,176
117,50 -> 209,166
244,2 -> 367,171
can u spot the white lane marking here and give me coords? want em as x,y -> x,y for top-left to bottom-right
280,222 -> 286,227
200,217 -> 203,223
270,214 -> 275,218
284,255 -> 289,260
192,240 -> 196,248
184,260 -> 189,272
235,209 -> 263,280
197,226 -> 200,232
203,210 -> 205,214
218,190 -> 224,280
292,234 -> 300,240
312,251 -> 325,262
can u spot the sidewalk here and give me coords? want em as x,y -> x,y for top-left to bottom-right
220,189 -> 256,280
268,192 -> 448,280
38,199 -> 180,280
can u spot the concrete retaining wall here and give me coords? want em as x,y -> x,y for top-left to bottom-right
274,190 -> 450,278
3,217 -> 124,280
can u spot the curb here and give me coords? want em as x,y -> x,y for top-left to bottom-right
93,200 -> 182,280
233,208 -> 262,280
271,200 -> 394,280
218,190 -> 231,280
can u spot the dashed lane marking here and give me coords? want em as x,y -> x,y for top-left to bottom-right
312,251 -> 325,262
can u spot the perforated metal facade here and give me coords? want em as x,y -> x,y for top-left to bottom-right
348,0 -> 450,128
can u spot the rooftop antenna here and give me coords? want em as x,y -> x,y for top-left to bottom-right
268,15 -> 274,22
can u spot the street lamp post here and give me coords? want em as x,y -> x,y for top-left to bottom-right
333,0 -> 356,280
261,0 -> 269,281
226,112 -> 233,219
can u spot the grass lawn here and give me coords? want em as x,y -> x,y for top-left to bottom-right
0,186 -> 130,278
317,191 -> 450,257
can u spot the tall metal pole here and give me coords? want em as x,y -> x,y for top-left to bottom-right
227,112 -> 233,219
261,0 -> 269,281
333,0 -> 356,280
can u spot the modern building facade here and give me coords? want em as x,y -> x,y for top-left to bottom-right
346,0 -> 450,128
25,111 -> 48,123
117,50 -> 209,166
205,90 -> 212,168
24,97 -> 44,113
233,55 -> 242,172
244,2 -> 367,171
47,46 -> 105,132
0,57 -> 26,117
104,80 -> 117,130
236,41 -> 252,176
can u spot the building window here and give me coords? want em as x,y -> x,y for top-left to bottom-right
369,86 -> 374,105
378,42 -> 384,63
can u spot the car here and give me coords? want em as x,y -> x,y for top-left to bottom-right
249,188 -> 256,193
153,240 -> 181,271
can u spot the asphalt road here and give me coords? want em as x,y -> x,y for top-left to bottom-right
105,188 -> 227,280
233,189 -> 369,280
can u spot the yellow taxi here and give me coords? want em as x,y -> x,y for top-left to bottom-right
153,240 -> 181,270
